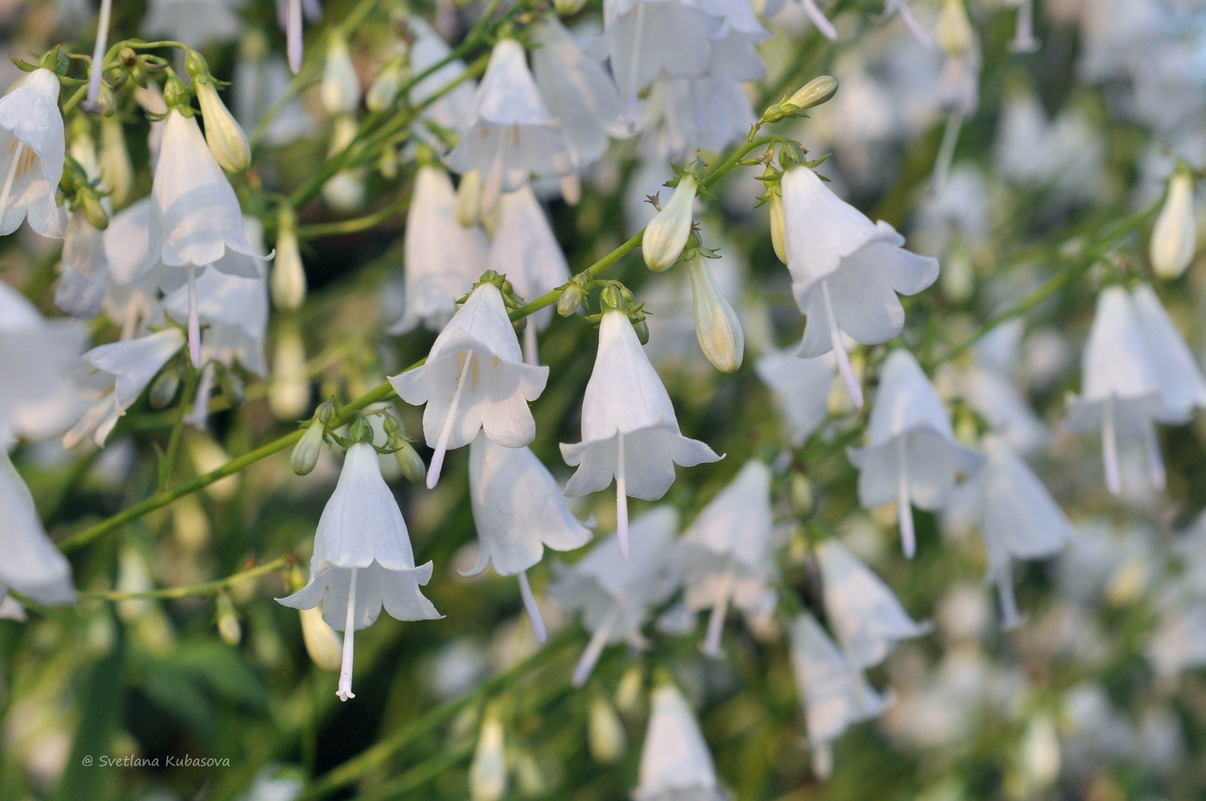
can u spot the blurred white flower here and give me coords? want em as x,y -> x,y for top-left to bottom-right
634,684 -> 728,801
0,450 -> 76,606
0,67 -> 65,239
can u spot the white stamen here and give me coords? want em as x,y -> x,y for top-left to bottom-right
1102,396 -> 1121,495
896,435 -> 916,558
800,0 -> 838,40
337,568 -> 358,702
84,0 -> 113,111
1010,0 -> 1039,52
523,322 -> 538,367
286,0 -> 303,73
701,565 -> 734,658
187,363 -> 216,429
427,350 -> 474,489
517,570 -> 547,643
821,281 -> 863,408
0,140 -> 24,214
615,432 -> 629,560
1143,423 -> 1166,492
898,2 -> 936,50
187,267 -> 202,368
560,172 -> 581,206
572,605 -> 618,687
996,564 -> 1022,630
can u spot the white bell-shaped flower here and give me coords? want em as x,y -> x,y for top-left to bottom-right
0,450 -> 76,606
486,184 -> 569,357
0,280 -> 86,443
787,612 -> 890,780
56,212 -> 110,319
407,20 -> 478,148
1130,283 -> 1206,424
0,68 -> 65,239
465,433 -> 592,640
391,280 -> 549,488
560,309 -> 721,559
814,539 -> 930,668
847,350 -> 983,558
550,507 -> 681,686
444,38 -> 572,214
634,684 -> 728,801
277,440 -> 442,701
64,328 -> 187,449
389,166 -> 488,335
679,460 -> 776,657
1064,286 -> 1171,495
781,166 -> 939,407
957,436 -> 1073,627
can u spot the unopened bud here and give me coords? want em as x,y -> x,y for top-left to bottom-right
456,169 -> 483,227
300,604 -> 342,671
80,191 -> 109,230
557,282 -> 584,317
469,710 -> 507,801
216,593 -> 242,646
789,473 -> 814,518
1150,169 -> 1196,280
784,75 -> 838,112
291,418 -> 326,475
769,188 -> 787,264
366,55 -> 405,113
195,79 -> 251,172
513,749 -> 547,797
271,209 -> 306,310
163,76 -> 190,110
642,174 -> 697,271
554,0 -> 587,14
393,439 -> 426,483
686,256 -> 744,373
588,695 -> 627,763
936,0 -> 975,56
321,32 -> 361,115
633,317 -> 650,346
614,666 -> 643,716
100,115 -> 133,205
149,368 -> 181,409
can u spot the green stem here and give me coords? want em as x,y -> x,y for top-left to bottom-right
158,367 -> 199,492
79,556 -> 291,601
296,193 -> 409,239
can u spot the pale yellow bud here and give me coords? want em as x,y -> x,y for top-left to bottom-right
100,115 -> 133,206
936,0 -> 975,56
216,594 -> 242,646
366,56 -> 406,113
769,188 -> 787,264
470,712 -> 507,801
456,169 -> 484,227
271,210 -> 306,310
291,418 -> 326,476
588,695 -> 627,763
643,175 -> 697,271
784,75 -> 839,112
321,32 -> 360,115
300,605 -> 343,672
195,79 -> 251,172
1150,170 -> 1196,279
687,256 -> 744,373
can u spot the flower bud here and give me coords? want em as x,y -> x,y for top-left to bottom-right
513,749 -> 547,797
149,368 -> 181,409
291,418 -> 326,476
100,115 -> 133,206
80,191 -> 109,230
163,76 -> 190,111
323,115 -> 366,212
554,0 -> 587,14
769,188 -> 787,264
633,317 -> 650,346
588,695 -> 627,763
1150,170 -> 1196,280
321,32 -> 361,115
614,666 -> 643,716
216,593 -> 242,646
789,473 -> 814,518
643,174 -> 697,271
470,710 -> 507,801
300,604 -> 342,671
557,282 -> 584,317
456,169 -> 483,227
195,79 -> 251,172
366,55 -> 405,113
393,439 -> 427,483
271,208 -> 307,310
786,75 -> 839,112
686,257 -> 744,373
936,0 -> 975,56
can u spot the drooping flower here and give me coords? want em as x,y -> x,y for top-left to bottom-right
407,20 -> 478,149
781,165 -> 939,407
277,437 -> 441,701
953,435 -> 1073,627
64,328 -> 187,449
321,31 -> 360,115
787,612 -> 890,780
56,212 -> 110,319
465,433 -> 592,640
560,308 -> 721,559
1063,285 -> 1206,495
1150,168 -> 1195,280
389,166 -> 488,335
0,450 -> 76,606
813,539 -> 930,668
0,67 -> 65,239
390,279 -> 549,488
847,349 -> 983,558
444,38 -> 572,214
550,507 -> 681,686
679,460 -> 776,657
634,684 -> 728,801
754,348 -> 837,448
